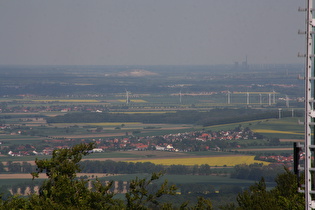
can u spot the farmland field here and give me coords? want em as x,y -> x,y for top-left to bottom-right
0,117 -> 303,161
233,148 -> 292,152
204,117 -> 304,139
252,129 -> 303,135
118,99 -> 147,103
98,174 -> 276,189
248,118 -> 304,137
127,155 -> 269,166
0,179 -> 40,187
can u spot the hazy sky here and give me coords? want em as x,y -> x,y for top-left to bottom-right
0,0 -> 305,66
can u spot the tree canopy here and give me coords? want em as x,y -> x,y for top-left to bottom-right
234,168 -> 304,210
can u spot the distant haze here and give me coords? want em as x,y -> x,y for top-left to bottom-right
0,0 -> 305,66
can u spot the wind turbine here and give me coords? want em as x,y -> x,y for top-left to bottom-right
291,108 -> 294,117
286,95 -> 290,108
179,90 -> 182,104
227,91 -> 231,104
125,89 -> 130,105
246,92 -> 249,105
273,90 -> 276,104
278,108 -> 282,119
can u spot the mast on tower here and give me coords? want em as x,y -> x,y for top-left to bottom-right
298,1 -> 315,209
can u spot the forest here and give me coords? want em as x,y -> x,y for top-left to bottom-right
79,160 -> 284,182
46,109 -> 303,126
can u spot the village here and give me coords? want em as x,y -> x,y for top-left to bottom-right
0,122 -> 297,165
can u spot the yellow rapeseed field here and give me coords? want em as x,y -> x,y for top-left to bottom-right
128,155 -> 269,166
252,129 -> 303,135
130,99 -> 147,103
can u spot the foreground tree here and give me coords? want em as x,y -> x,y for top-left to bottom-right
235,168 -> 304,210
0,143 -> 212,209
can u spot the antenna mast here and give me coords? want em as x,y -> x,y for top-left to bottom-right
299,0 -> 315,209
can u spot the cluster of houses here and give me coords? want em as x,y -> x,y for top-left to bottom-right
87,127 -> 259,152
258,153 -> 304,164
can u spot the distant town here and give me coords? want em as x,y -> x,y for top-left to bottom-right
1,121 -> 297,165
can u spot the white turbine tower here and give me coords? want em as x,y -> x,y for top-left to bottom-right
286,95 -> 290,108
291,108 -> 294,117
273,90 -> 276,104
227,91 -> 231,104
268,93 -> 271,106
246,92 -> 249,105
259,93 -> 262,105
179,90 -> 182,104
125,89 -> 130,105
278,108 -> 282,119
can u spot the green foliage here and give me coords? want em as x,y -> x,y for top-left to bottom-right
272,168 -> 304,209
193,197 -> 213,210
236,168 -> 304,210
31,142 -> 95,180
237,177 -> 279,209
230,163 -> 284,182
125,172 -> 177,209
29,143 -> 125,209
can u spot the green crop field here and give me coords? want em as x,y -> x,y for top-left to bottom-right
98,173 -> 276,189
248,118 -> 304,139
83,152 -> 144,159
0,179 -> 44,186
203,117 -> 304,139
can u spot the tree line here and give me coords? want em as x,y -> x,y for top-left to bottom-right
80,160 -> 212,176
1,159 -> 285,183
46,109 -> 304,126
0,161 -> 34,173
230,163 -> 285,182
80,160 -> 283,182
